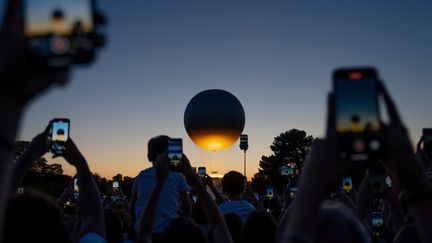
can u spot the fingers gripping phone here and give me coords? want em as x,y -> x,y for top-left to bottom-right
168,139 -> 183,172
22,0 -> 101,67
50,118 -> 70,155
333,68 -> 384,162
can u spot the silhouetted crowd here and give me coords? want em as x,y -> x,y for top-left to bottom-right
1,1 -> 432,243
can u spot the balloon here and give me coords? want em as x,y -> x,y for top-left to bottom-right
184,89 -> 245,151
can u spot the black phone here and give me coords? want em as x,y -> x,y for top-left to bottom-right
333,67 -> 383,162
422,129 -> 432,159
50,118 -> 70,154
168,139 -> 183,171
198,167 -> 206,177
22,0 -> 98,67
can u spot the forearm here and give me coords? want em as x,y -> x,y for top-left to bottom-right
10,151 -> 36,193
277,180 -> 327,243
75,159 -> 105,238
189,176 -> 232,243
209,184 -> 226,205
412,200 -> 432,243
137,180 -> 165,243
0,101 -> 23,241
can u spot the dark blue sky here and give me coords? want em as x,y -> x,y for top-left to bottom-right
5,0 -> 432,178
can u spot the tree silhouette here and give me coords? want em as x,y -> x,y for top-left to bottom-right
251,129 -> 314,194
14,141 -> 70,197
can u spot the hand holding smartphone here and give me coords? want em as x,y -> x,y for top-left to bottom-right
22,0 -> 105,67
50,118 -> 70,155
333,67 -> 384,162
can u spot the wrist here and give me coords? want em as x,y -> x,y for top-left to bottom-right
74,158 -> 89,173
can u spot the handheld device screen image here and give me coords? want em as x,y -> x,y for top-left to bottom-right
112,181 -> 119,189
371,212 -> 384,227
280,166 -> 294,176
198,167 -> 206,177
334,68 -> 383,161
266,187 -> 274,199
342,176 -> 353,192
23,0 -> 95,65
51,118 -> 70,154
168,139 -> 183,171
73,178 -> 79,199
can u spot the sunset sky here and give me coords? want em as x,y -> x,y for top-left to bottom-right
8,0 -> 432,180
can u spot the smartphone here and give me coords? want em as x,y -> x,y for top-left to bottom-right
112,181 -> 119,189
342,176 -> 353,192
168,139 -> 183,171
423,129 -> 432,159
371,212 -> 384,227
73,178 -> 79,199
22,0 -> 97,66
198,167 -> 206,177
280,166 -> 294,176
333,68 -> 383,162
266,186 -> 274,199
50,118 -> 70,154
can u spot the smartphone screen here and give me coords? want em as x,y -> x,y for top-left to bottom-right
198,167 -> 206,177
168,139 -> 183,171
342,176 -> 353,192
280,166 -> 293,176
23,0 -> 95,65
73,178 -> 79,199
266,187 -> 274,199
51,118 -> 70,154
334,68 -> 383,161
113,181 -> 119,189
371,212 -> 384,227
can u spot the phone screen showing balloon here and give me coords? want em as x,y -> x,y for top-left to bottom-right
168,139 -> 183,171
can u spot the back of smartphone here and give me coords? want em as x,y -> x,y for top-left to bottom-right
334,68 -> 383,162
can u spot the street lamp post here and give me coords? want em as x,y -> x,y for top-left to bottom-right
239,134 -> 249,178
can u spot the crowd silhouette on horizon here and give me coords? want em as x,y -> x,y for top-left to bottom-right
1,0 -> 432,243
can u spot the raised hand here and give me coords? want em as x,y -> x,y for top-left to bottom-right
153,152 -> 169,182
0,0 -> 69,105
